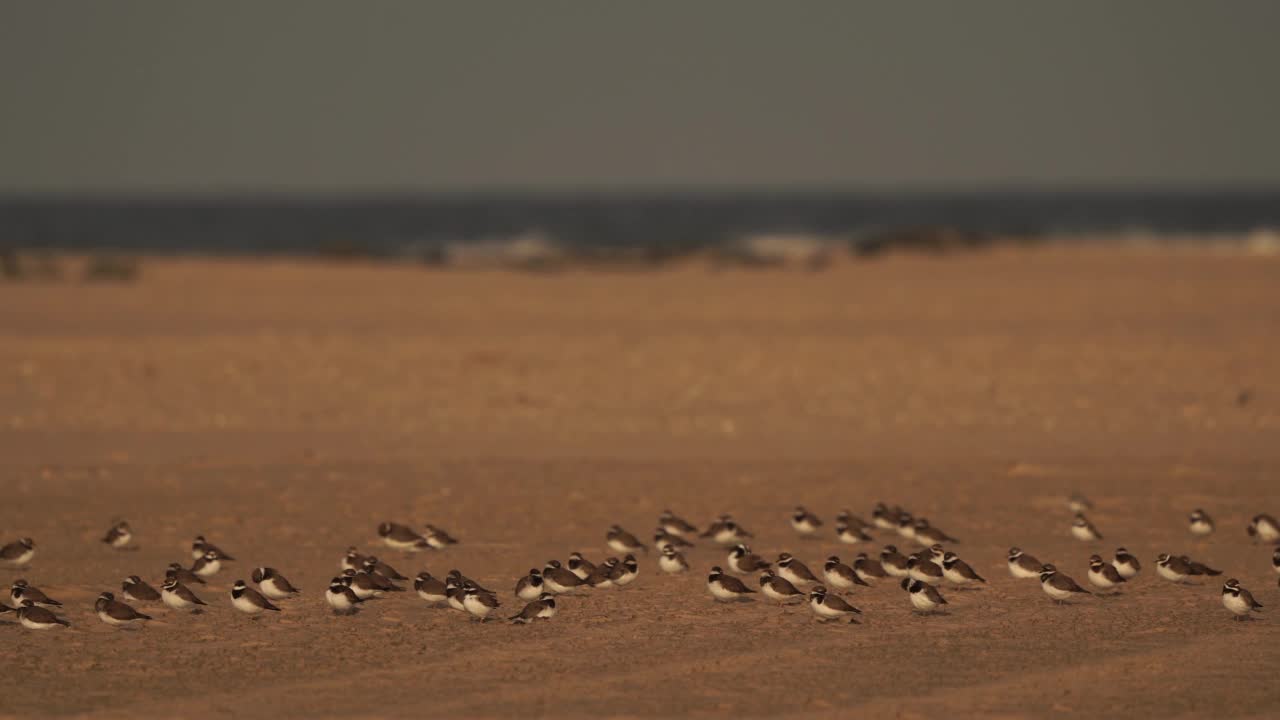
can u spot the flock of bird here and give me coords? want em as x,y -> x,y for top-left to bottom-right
1,498 -> 1277,630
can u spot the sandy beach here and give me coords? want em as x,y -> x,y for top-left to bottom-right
1,246 -> 1278,718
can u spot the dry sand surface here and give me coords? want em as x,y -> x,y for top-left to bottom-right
1,247 -> 1278,718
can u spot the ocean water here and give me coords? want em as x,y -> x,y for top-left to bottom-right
2,191 -> 1278,259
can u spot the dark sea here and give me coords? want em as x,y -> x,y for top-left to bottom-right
2,190 -> 1278,259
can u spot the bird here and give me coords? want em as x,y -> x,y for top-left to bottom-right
609,554 -> 640,587
659,510 -> 698,537
835,509 -> 871,531
191,535 -> 234,561
1068,493 -> 1093,514
423,524 -> 458,549
1155,553 -> 1193,583
10,580 -> 61,608
362,556 -> 408,581
1182,556 -> 1222,577
122,576 -> 161,604
413,572 -> 449,604
606,525 -> 647,555
340,547 -> 368,573
101,521 -> 133,549
342,568 -> 400,598
377,522 -> 430,552
509,593 -> 557,623
446,570 -> 493,595
1221,579 -> 1262,620
251,567 -> 300,600
707,566 -> 756,601
567,552 -> 596,580
1039,564 -> 1091,604
913,519 -> 957,546
849,552 -> 886,584
1247,514 -> 1279,543
822,556 -> 868,591
701,516 -> 752,545
161,577 -> 208,611
0,538 -> 36,567
1007,547 -> 1043,579
1071,514 -> 1103,542
653,529 -> 693,552
902,578 -> 948,613
880,545 -> 910,578
759,570 -> 805,604
1087,555 -> 1127,592
790,506 -> 822,536
16,599 -> 69,630
941,552 -> 986,586
920,544 -> 947,569
167,564 -> 205,586
1112,548 -> 1142,579
906,555 -> 944,585
95,592 -> 151,628
728,544 -> 771,575
836,523 -> 873,545
584,558 -> 619,588
231,580 -> 280,616
515,569 -> 545,601
1272,549 -> 1280,576
190,550 -> 222,579
326,577 -> 366,614
806,585 -> 861,623
461,582 -> 500,622
658,546 -> 690,574
776,553 -> 819,587
543,560 -> 586,593
872,502 -> 904,530
444,578 -> 467,611
895,512 -> 917,541
1188,509 -> 1214,537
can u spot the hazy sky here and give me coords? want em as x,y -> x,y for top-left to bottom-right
2,1 -> 1278,192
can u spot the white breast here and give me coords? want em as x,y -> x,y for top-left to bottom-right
823,569 -> 853,590
383,537 -> 425,551
1257,520 -> 1280,542
110,532 -> 132,548
1041,580 -> 1073,600
614,570 -> 637,587
1112,560 -> 1138,579
943,566 -> 971,585
607,539 -> 632,554
194,559 -> 221,577
909,590 -> 938,611
1222,592 -> 1251,616
810,599 -> 845,618
1088,568 -> 1117,589
259,578 -> 291,600
1071,525 -> 1097,541
708,580 -> 739,600
232,593 -> 264,614
462,595 -> 493,618
517,582 -> 542,601
1156,564 -> 1185,582
326,589 -> 354,611
659,556 -> 686,574
98,610 -> 130,626
791,518 -> 818,534
162,590 -> 191,609
1009,560 -> 1038,579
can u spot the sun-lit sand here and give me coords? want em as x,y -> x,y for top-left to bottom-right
1,246 -> 1277,717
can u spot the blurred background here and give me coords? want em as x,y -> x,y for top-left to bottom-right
2,1 -> 1279,273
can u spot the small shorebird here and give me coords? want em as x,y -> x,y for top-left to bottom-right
1155,553 -> 1192,583
161,578 -> 208,611
791,506 -> 822,536
9,580 -> 61,609
852,552 -> 887,584
1007,547 -> 1043,579
230,580 -> 281,616
606,525 -> 647,555
584,558 -> 619,588
423,524 -> 458,549
543,561 -> 586,594
0,538 -> 35,567
902,578 -> 948,613
1112,548 -> 1141,579
567,552 -> 596,580
461,582 -> 499,622
1038,564 -> 1091,604
871,502 -> 902,530
251,567 -> 300,600
658,546 -> 690,574
728,544 -> 770,575
880,545 -> 910,578
515,569 -> 544,601
1087,555 -> 1126,593
1181,555 -> 1221,577
340,547 -> 368,573
510,593 -> 556,623
906,555 -> 944,585
1221,579 -> 1262,620
653,529 -> 693,552
16,599 -> 69,630
913,519 -> 957,546
96,592 -> 151,628
759,570 -> 805,604
167,564 -> 205,586
1068,493 -> 1093,514
701,516 -> 752,545
1188,509 -> 1214,537
377,522 -> 430,552
609,554 -> 640,587
413,572 -> 448,604
191,535 -> 234,561
362,557 -> 408,581
659,510 -> 698,537
101,522 -> 133,549
707,566 -> 755,601
1247,514 -> 1279,543
836,523 -> 873,545
941,552 -> 986,587
807,585 -> 861,623
823,556 -> 868,591
190,550 -> 222,579
1071,514 -> 1103,542
776,553 -> 819,587
122,576 -> 161,604
326,577 -> 365,614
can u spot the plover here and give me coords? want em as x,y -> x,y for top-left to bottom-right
1272,549 -> 1280,576
357,567 -> 404,594
1007,547 -> 1043,579
1221,579 -> 1263,620
584,558 -> 619,588
0,538 -> 35,567
377,521 -> 430,552
1112,548 -> 1141,579
791,506 -> 822,536
509,593 -> 557,623
759,570 -> 805,604
1038,564 -> 1091,604
606,525 -> 647,555
122,576 -> 161,604
871,502 -> 902,530
515,569 -> 545,601
913,519 -> 957,546
10,580 -> 61,608
659,510 -> 698,537
728,544 -> 771,575
423,524 -> 458,549
362,556 -> 408,581
1071,514 -> 1103,542
1247,514 -> 1279,543
231,580 -> 281,616
413,571 -> 449,604
658,546 -> 690,574
1188,509 -> 1214,537
895,512 -> 917,541
341,547 -> 368,573
461,582 -> 500,622
921,544 -> 947,568
653,529 -> 693,552
567,552 -> 596,580
906,555 -> 944,585
446,570 -> 493,594
251,567 -> 300,600
902,578 -> 948,613
543,560 -> 586,593
444,577 -> 466,611
1087,554 -> 1126,592
941,552 -> 986,586
835,509 -> 871,531
101,522 -> 133,549
707,566 -> 756,601
96,591 -> 151,627
161,577 -> 208,611
16,599 -> 69,630
1155,553 -> 1192,583
776,553 -> 819,587
840,553 -> 881,585
341,569 -> 389,599
326,577 -> 366,614
701,516 -> 752,545
1068,492 -> 1093,514
167,563 -> 205,585
1182,556 -> 1222,577
610,554 -> 640,587
836,523 -> 873,545
822,556 -> 868,591
190,550 -> 222,579
880,545 -> 910,578
191,535 -> 234,561
807,585 -> 861,623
